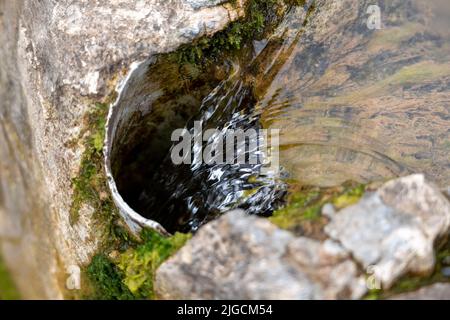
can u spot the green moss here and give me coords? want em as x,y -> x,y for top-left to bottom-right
0,255 -> 20,300
85,229 -> 191,300
363,289 -> 382,300
269,190 -> 321,229
177,0 -> 303,65
69,102 -> 113,226
332,184 -> 365,209
117,230 -> 191,299
269,183 -> 365,232
85,254 -> 134,300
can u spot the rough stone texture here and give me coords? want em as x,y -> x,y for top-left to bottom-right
0,0 -> 245,299
389,283 -> 450,300
325,174 -> 450,289
155,210 -> 367,300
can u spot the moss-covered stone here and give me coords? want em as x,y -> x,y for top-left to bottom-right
70,102 -> 112,226
117,230 -> 191,299
85,254 -> 134,300
177,0 -> 304,65
85,229 -> 190,300
69,100 -> 130,251
69,100 -> 144,298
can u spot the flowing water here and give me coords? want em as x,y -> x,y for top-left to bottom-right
257,0 -> 450,189
114,0 -> 450,233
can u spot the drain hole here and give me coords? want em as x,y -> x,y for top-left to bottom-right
110,42 -> 287,233
110,53 -> 236,233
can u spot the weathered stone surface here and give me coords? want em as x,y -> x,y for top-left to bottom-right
156,210 -> 367,300
325,174 -> 450,288
389,283 -> 450,300
0,0 -> 244,299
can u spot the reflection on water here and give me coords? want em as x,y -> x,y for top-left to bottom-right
258,0 -> 450,187
117,0 -> 450,233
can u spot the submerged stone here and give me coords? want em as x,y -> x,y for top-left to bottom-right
255,0 -> 450,188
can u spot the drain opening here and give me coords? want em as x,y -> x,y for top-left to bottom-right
106,2 -> 312,234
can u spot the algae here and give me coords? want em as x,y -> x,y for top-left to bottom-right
85,229 -> 190,300
177,0 -> 304,65
269,183 -> 365,236
117,230 -> 191,299
85,254 -> 134,300
329,61 -> 450,105
70,102 -> 112,226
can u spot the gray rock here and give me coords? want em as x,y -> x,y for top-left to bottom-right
389,283 -> 450,300
155,210 -> 367,300
325,174 -> 450,289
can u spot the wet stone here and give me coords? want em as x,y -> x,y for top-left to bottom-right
256,0 -> 450,188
